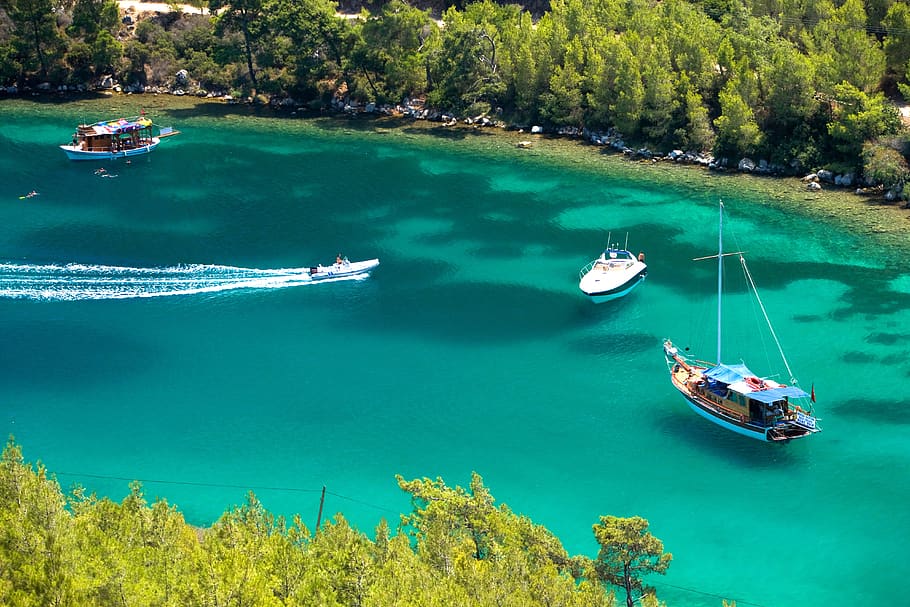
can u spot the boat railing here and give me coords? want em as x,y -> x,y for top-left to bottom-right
579,259 -> 599,279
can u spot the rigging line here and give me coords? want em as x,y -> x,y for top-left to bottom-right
325,490 -> 401,514
654,581 -> 770,607
739,256 -> 797,384
53,472 -> 406,518
53,470 -> 323,494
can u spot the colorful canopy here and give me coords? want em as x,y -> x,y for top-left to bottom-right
88,117 -> 152,136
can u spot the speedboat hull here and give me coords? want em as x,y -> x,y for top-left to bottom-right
578,248 -> 647,303
309,258 -> 379,280
580,268 -> 647,302
60,139 -> 160,160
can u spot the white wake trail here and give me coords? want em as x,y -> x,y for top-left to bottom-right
0,262 -> 368,301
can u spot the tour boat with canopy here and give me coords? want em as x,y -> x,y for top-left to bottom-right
60,115 -> 177,160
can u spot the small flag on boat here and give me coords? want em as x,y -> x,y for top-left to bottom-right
810,384 -> 816,403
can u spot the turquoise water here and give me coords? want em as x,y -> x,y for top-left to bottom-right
2,100 -> 909,606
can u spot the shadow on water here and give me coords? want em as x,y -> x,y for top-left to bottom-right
654,411 -> 807,468
568,332 -> 657,357
866,331 -> 910,346
400,124 -> 500,142
829,397 -> 910,426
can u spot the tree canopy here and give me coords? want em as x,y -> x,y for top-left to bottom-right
1,0 -> 909,187
0,439 -> 685,606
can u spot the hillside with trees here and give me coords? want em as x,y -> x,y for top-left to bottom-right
1,0 -> 908,195
0,439 -> 678,606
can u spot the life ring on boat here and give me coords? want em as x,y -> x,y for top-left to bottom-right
745,376 -> 763,389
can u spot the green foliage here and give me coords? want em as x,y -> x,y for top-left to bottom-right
540,36 -> 585,126
595,34 -> 644,134
676,73 -> 715,151
209,0 -> 266,91
425,1 -> 511,114
347,0 -> 435,103
862,141 -> 910,191
2,0 -> 66,77
882,1 -> 910,78
804,0 -> 885,93
91,30 -> 122,74
0,441 -> 622,607
0,43 -> 24,85
714,75 -> 763,158
69,0 -> 120,43
65,41 -> 94,82
0,438 -> 81,607
827,81 -> 903,166
592,515 -> 672,607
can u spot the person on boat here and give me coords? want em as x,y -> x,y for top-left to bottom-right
638,251 -> 645,262
336,254 -> 344,265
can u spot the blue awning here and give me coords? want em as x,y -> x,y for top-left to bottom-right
744,386 -> 810,404
704,363 -> 756,384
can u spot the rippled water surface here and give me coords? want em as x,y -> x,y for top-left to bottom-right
1,99 -> 909,607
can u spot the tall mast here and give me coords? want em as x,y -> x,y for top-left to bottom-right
717,200 -> 724,363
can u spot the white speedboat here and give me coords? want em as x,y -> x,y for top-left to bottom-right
578,245 -> 647,303
308,257 -> 379,280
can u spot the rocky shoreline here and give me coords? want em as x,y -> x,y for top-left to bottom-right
4,91 -> 909,249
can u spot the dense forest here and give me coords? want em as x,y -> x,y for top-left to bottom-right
1,0 -> 909,189
0,439 -> 683,607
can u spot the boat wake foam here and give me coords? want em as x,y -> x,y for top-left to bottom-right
0,262 -> 368,301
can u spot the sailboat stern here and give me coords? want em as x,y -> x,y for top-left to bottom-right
767,409 -> 821,441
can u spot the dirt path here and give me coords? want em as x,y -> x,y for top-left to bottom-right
118,1 -> 206,14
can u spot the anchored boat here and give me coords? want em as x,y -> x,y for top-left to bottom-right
60,115 -> 178,160
662,201 -> 820,442
578,234 -> 647,302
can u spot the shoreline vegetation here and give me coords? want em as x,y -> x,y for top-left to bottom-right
2,0 -> 909,208
0,439 -> 674,607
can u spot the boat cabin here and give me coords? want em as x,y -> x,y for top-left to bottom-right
71,117 -> 154,154
595,248 -> 637,271
700,364 -> 810,425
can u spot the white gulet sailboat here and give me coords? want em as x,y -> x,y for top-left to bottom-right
662,201 -> 820,442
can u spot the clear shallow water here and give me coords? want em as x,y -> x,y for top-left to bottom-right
2,100 -> 909,607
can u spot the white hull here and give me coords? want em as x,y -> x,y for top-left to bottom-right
309,258 -> 379,280
60,138 -> 159,160
680,386 -> 770,440
578,249 -> 647,303
583,272 -> 646,302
